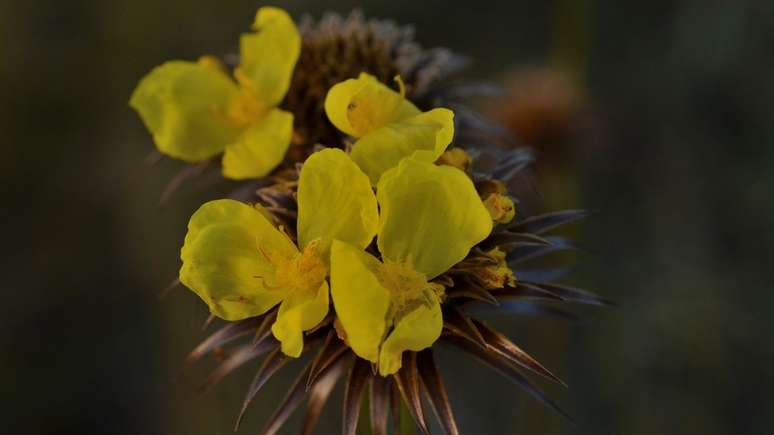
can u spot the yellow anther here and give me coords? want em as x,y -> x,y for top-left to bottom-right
483,192 -> 516,224
377,260 -> 444,320
274,241 -> 327,294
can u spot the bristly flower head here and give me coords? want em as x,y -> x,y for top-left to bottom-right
138,6 -> 610,435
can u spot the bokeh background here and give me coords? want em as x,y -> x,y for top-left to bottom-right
3,0 -> 773,434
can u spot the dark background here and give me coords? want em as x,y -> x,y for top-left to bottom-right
3,1 -> 773,434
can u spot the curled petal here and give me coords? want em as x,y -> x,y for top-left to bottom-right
377,159 -> 493,279
379,296 -> 442,376
180,199 -> 297,320
297,149 -> 378,260
324,73 -> 420,137
351,108 -> 454,184
221,108 -> 293,179
272,281 -> 330,358
236,7 -> 301,107
330,240 -> 391,363
129,60 -> 240,161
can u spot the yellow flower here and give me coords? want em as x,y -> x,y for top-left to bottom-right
129,7 -> 300,179
324,72 -> 455,184
330,158 -> 493,375
179,149 -> 378,357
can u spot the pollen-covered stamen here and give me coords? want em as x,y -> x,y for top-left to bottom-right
377,259 -> 444,323
469,247 -> 517,289
272,241 -> 328,296
483,192 -> 516,224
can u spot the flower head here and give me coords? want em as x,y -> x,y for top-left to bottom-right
130,7 -> 300,179
138,8 -> 609,435
331,158 -> 492,375
325,72 -> 455,184
180,148 -> 377,356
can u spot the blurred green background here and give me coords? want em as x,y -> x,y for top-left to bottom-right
3,0 -> 773,434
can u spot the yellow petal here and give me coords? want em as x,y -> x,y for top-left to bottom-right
377,159 -> 493,279
324,73 -> 420,138
235,7 -> 300,107
329,240 -> 391,363
221,108 -> 293,179
180,199 -> 297,320
351,108 -> 455,184
129,60 -> 241,162
297,149 -> 378,260
271,281 -> 329,357
378,294 -> 442,376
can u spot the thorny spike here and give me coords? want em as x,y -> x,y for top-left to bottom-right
471,318 -> 566,386
510,209 -> 592,235
186,316 -> 263,364
253,309 -> 277,344
199,335 -> 278,393
443,306 -> 487,347
443,333 -> 573,422
370,375 -> 391,435
301,354 -> 350,435
307,330 -> 349,389
417,350 -> 460,435
260,362 -> 315,435
342,358 -> 371,435
392,353 -> 429,435
235,349 -> 289,430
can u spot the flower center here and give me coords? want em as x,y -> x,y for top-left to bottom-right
347,75 -> 408,136
228,90 -> 267,126
377,260 -> 444,322
272,242 -> 327,295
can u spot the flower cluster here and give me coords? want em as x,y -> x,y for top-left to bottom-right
132,7 -> 606,435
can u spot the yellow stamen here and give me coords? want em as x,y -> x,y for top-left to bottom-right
377,260 -> 444,322
483,192 -> 516,224
273,241 -> 327,296
474,247 -> 517,289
